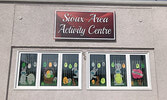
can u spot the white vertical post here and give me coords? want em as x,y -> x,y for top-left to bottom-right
106,54 -> 110,88
126,54 -> 131,88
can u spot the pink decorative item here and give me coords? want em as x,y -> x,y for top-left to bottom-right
132,69 -> 143,79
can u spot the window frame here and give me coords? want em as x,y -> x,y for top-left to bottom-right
87,52 -> 152,90
14,51 -> 82,90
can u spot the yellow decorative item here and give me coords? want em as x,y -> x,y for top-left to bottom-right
115,73 -> 123,84
49,62 -> 52,67
64,62 -> 68,68
136,63 -> 140,69
122,63 -> 126,68
131,81 -> 134,86
63,77 -> 68,84
92,79 -> 95,85
101,78 -> 105,84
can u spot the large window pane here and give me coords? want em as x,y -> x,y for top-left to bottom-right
62,54 -> 79,86
40,54 -> 58,86
110,55 -> 127,86
90,54 -> 106,86
18,54 -> 37,86
130,55 -> 147,86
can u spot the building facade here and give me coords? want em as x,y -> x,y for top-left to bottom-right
0,1 -> 167,100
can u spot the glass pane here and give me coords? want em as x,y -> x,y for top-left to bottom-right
18,53 -> 37,86
90,54 -> 106,86
40,54 -> 58,86
110,55 -> 127,86
62,54 -> 79,86
130,55 -> 147,86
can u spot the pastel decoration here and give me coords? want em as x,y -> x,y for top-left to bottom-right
131,81 -> 134,86
91,62 -> 95,67
122,63 -> 126,68
69,64 -> 72,69
53,62 -> 57,67
115,73 -> 123,84
97,63 -> 101,68
68,78 -> 72,86
28,63 -> 31,69
27,73 -> 35,85
92,79 -> 95,85
49,62 -> 52,67
64,62 -> 68,68
74,63 -> 78,67
101,78 -> 105,84
45,70 -> 54,78
43,62 -> 47,67
111,62 -> 115,68
53,77 -> 57,83
132,69 -> 143,79
19,74 -> 27,85
63,77 -> 68,84
102,62 -> 105,67
141,64 -> 145,68
136,64 -> 140,69
34,62 -> 37,67
41,82 -> 45,86
22,63 -> 26,68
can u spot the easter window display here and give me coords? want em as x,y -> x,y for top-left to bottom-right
40,54 -> 58,86
62,54 -> 79,86
130,55 -> 147,86
18,54 -> 37,86
110,55 -> 127,86
90,54 -> 106,86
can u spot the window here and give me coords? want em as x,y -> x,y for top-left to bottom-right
130,55 -> 147,87
15,52 -> 82,89
17,53 -> 37,87
87,53 -> 151,90
62,54 -> 79,86
110,55 -> 127,86
90,54 -> 106,86
40,54 -> 58,86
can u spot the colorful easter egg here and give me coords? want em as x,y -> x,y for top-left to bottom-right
91,62 -> 95,67
132,69 -> 143,79
102,62 -> 105,67
22,62 -> 26,68
49,62 -> 52,67
74,63 -> 78,67
64,62 -> 68,68
141,64 -> 145,68
122,63 -> 126,68
92,79 -> 95,85
97,63 -> 101,68
101,78 -> 105,84
111,62 -> 115,68
115,73 -> 123,84
69,64 -> 72,69
63,77 -> 68,84
43,62 -> 47,67
53,62 -> 57,67
28,63 -> 31,69
136,64 -> 140,69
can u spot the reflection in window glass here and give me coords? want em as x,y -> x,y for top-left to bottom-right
40,54 -> 58,86
62,54 -> 79,86
18,54 -> 37,86
90,55 -> 106,86
110,55 -> 127,86
130,55 -> 147,86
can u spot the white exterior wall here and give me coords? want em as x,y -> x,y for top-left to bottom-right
0,2 -> 166,100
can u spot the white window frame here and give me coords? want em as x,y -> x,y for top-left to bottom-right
87,52 -> 152,90
14,51 -> 82,90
